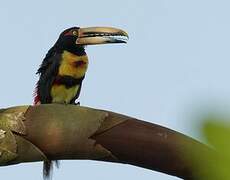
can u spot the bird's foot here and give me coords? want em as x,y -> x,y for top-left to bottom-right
74,102 -> 80,106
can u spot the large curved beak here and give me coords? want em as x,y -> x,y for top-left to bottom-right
76,27 -> 129,45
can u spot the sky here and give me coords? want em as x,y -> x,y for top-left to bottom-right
1,0 -> 230,179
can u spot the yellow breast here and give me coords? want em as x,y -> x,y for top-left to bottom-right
59,50 -> 88,78
51,50 -> 88,104
51,84 -> 80,104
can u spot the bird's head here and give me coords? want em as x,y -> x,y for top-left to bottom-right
54,26 -> 129,55
34,26 -> 128,105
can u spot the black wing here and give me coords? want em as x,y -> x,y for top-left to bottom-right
37,46 -> 57,74
37,47 -> 62,103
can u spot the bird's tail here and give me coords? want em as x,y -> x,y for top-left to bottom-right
43,160 -> 52,180
43,160 -> 60,180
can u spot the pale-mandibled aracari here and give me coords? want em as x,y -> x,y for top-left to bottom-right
34,26 -> 128,178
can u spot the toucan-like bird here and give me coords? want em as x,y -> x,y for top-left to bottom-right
34,26 -> 128,178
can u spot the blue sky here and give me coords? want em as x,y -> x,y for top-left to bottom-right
1,0 -> 230,179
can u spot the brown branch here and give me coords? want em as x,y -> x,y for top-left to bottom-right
0,104 -> 216,180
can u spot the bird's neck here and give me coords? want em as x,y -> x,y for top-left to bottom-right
58,50 -> 88,79
55,42 -> 86,56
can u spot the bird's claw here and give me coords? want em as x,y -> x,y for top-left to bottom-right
75,102 -> 80,106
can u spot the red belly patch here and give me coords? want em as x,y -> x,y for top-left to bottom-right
74,60 -> 86,68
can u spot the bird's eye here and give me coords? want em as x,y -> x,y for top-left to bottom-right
72,31 -> 78,36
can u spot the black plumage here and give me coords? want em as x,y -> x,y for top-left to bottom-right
35,27 -> 87,179
35,27 -> 86,105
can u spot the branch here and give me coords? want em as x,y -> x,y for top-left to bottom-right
0,104 -> 216,180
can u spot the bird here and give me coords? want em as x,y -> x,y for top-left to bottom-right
34,26 -> 128,179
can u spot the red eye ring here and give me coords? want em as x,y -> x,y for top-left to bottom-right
64,31 -> 73,36
64,30 -> 78,36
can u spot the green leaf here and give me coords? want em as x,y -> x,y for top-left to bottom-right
203,120 -> 230,157
201,120 -> 230,180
